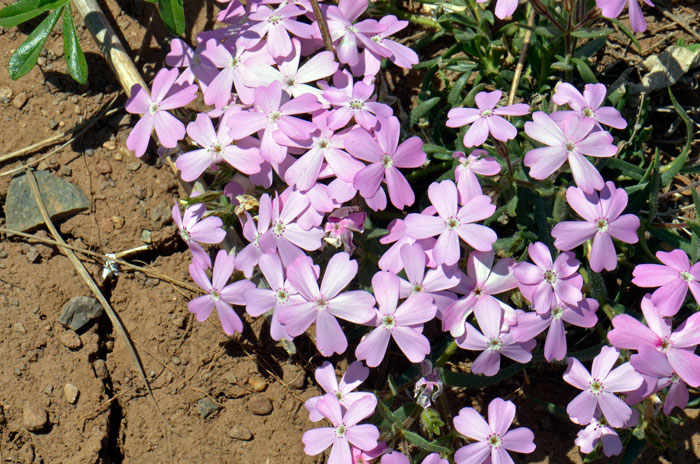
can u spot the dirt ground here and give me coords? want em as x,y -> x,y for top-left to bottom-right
0,0 -> 699,463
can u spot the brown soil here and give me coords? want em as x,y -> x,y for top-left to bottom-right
0,0 -> 698,463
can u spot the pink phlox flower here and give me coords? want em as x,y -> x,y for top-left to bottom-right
305,361 -> 373,421
403,180 -> 497,266
323,73 -> 393,130
630,346 -> 690,415
243,38 -> 339,100
514,241 -> 583,314
278,252 -> 376,356
398,243 -> 460,314
511,297 -> 599,362
244,253 -> 302,340
441,249 -> 517,337
632,248 -> 700,316
285,111 -> 364,191
236,194 -> 276,277
454,398 -> 536,464
356,15 -> 418,78
552,182 -> 639,272
575,412 -> 628,457
608,294 -> 700,388
446,90 -> 529,148
552,83 -> 627,130
216,0 -> 246,23
355,271 -> 437,367
201,38 -> 271,107
324,207 -> 366,253
165,39 -> 218,90
125,68 -> 197,157
177,113 -> 262,181
326,0 -> 390,66
352,442 -> 387,463
241,4 -> 314,58
228,81 -> 321,163
456,301 -> 535,376
263,190 -> 324,266
413,359 -> 444,409
346,116 -> 426,210
377,218 -> 437,273
172,202 -> 226,269
188,250 -> 255,335
420,454 -> 448,464
524,112 -> 617,193
380,452 -> 408,464
453,149 -> 501,204
596,0 -> 654,32
289,183 -> 337,230
563,346 -> 643,427
303,394 -> 380,464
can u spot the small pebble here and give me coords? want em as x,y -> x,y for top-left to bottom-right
171,315 -> 185,329
13,322 -> 26,335
171,356 -> 181,365
0,250 -> 7,258
63,383 -> 79,404
57,165 -> 71,176
197,398 -> 221,419
248,376 -> 267,393
12,92 -> 28,109
43,385 -> 53,395
113,151 -> 123,161
49,119 -> 59,130
228,424 -> 253,441
10,298 -> 19,307
92,359 -> 108,380
126,161 -> 140,171
103,141 -> 116,150
25,248 -> 40,263
85,148 -> 94,157
140,230 -> 152,244
22,401 -> 48,432
247,396 -> 273,416
60,330 -> 82,350
0,86 -> 13,104
95,160 -> 112,175
111,216 -> 125,229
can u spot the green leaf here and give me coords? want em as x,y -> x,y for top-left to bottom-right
571,28 -> 614,38
0,0 -> 39,27
620,437 -> 646,464
8,5 -> 62,80
157,0 -> 185,36
602,158 -> 646,180
62,6 -> 87,84
574,37 -> 607,59
572,57 -> 598,83
448,72 -> 470,107
410,96 -> 441,126
402,430 -> 451,454
660,88 -> 692,186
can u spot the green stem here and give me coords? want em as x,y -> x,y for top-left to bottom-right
435,340 -> 457,367
388,6 -> 442,29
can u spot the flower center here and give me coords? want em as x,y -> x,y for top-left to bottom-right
268,14 -> 283,24
445,217 -> 460,230
179,228 -> 191,242
487,434 -> 502,448
460,158 -> 471,169
381,154 -> 393,168
480,109 -> 493,118
228,57 -> 239,69
371,34 -> 383,43
349,99 -> 364,110
148,102 -> 160,115
382,315 -> 396,330
210,143 -> 224,155
582,107 -> 595,118
211,289 -> 221,301
272,220 -> 285,236
487,337 -> 502,351
588,379 -> 604,395
565,141 -> 577,153
552,305 -> 564,319
335,390 -> 344,400
595,218 -> 609,233
269,110 -> 282,123
317,138 -> 330,149
284,76 -> 296,87
335,424 -> 346,438
544,269 -> 558,284
315,297 -> 328,311
347,25 -> 358,34
658,337 -> 671,353
275,289 -> 288,304
680,271 -> 694,283
473,287 -> 484,297
412,283 -> 424,293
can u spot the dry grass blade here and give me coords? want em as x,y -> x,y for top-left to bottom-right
508,7 -> 534,106
23,169 -> 178,437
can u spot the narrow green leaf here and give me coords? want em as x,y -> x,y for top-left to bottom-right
410,96 -> 440,126
571,28 -> 614,38
8,6 -> 62,80
602,157 -> 645,180
62,6 -> 87,84
574,37 -> 607,59
402,430 -> 451,454
157,0 -> 185,36
0,0 -> 39,27
448,72 -> 470,107
572,57 -> 598,83
660,88 -> 692,186
648,148 -> 660,222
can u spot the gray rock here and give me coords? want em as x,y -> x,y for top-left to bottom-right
22,400 -> 48,432
197,398 -> 221,419
247,396 -> 273,416
63,383 -> 79,404
126,161 -> 141,171
58,296 -> 103,331
228,424 -> 253,441
5,170 -> 90,232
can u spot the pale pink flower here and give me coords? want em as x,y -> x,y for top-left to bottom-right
278,252 -> 376,356
552,182 -> 639,272
404,180 -> 497,266
324,73 -> 393,130
524,112 -> 617,193
241,4 -> 315,58
552,83 -> 627,130
453,150 -> 501,203
305,361 -> 373,422
446,90 -> 529,147
235,194 -> 275,277
630,346 -> 690,415
454,398 -> 536,464
597,0 -> 654,32
326,0 -> 389,66
398,243 -> 460,313
172,202 -> 226,269
125,68 -> 197,157
188,250 -> 255,335
324,208 -> 366,253
575,414 -> 624,457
